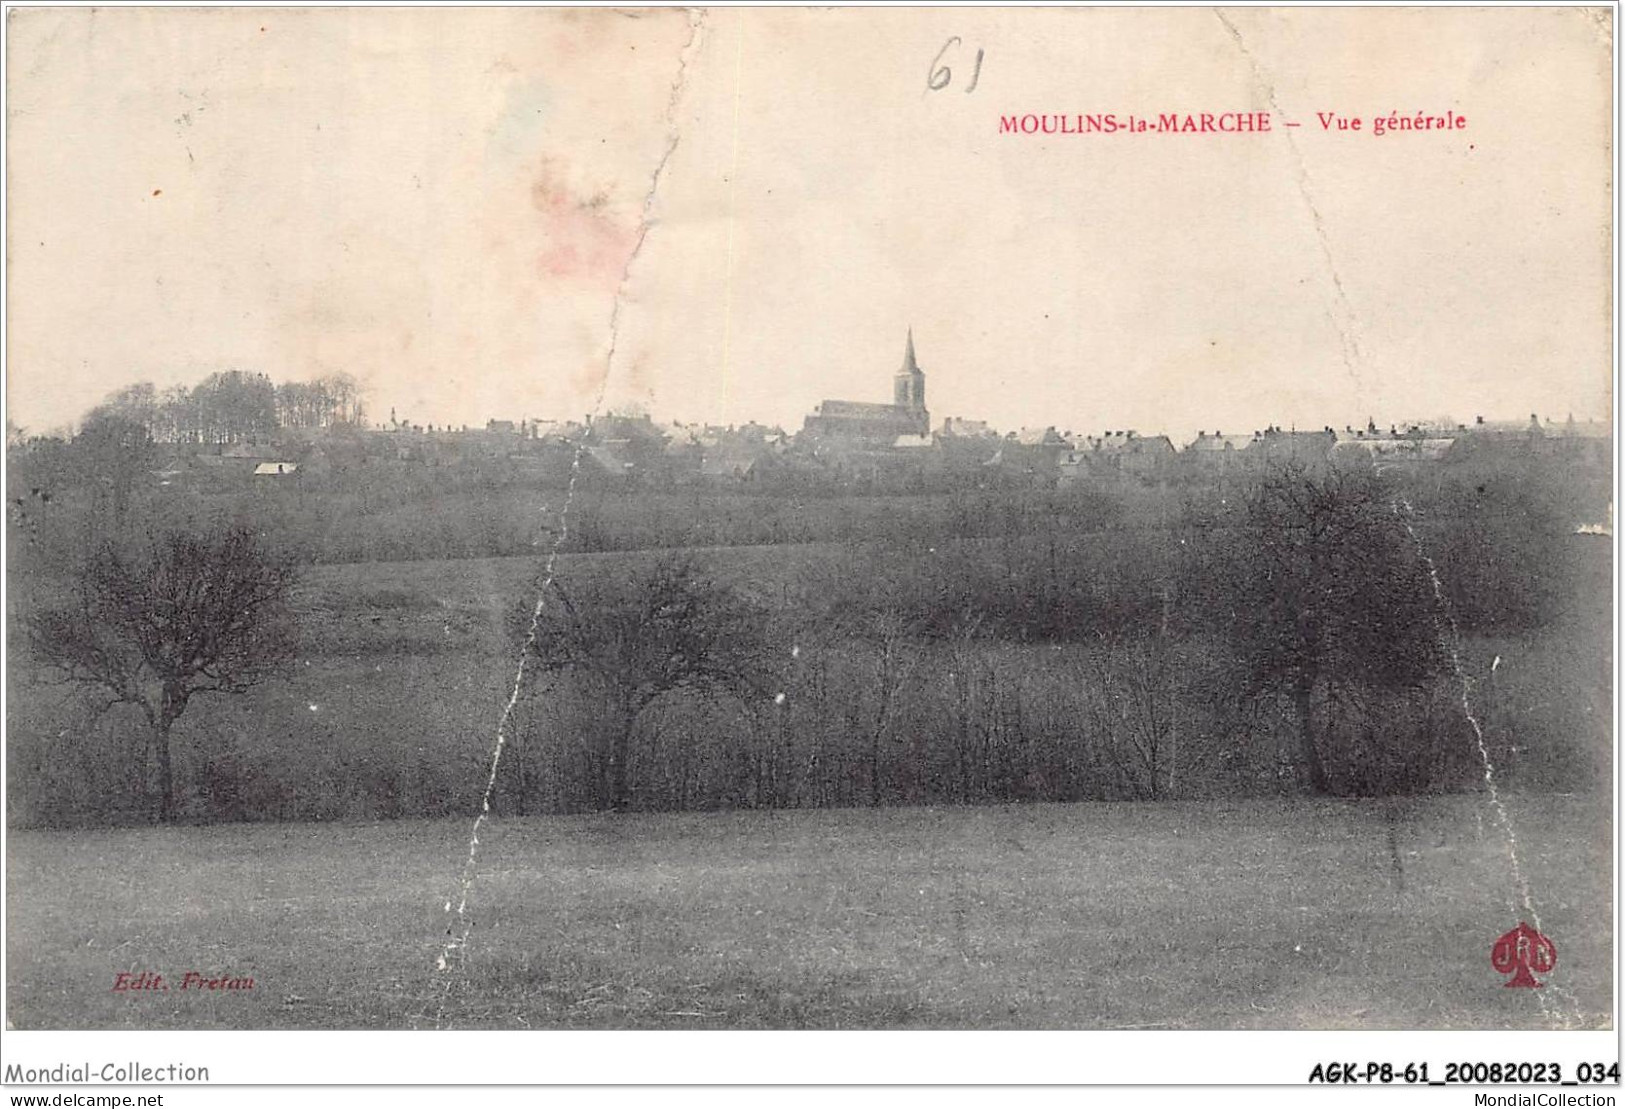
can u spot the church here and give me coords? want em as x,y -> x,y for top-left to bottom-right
800,330 -> 931,445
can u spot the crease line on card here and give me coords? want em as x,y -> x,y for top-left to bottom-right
417,8 -> 709,1029
1212,8 -> 1366,404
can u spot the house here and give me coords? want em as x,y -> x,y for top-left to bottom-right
1118,433 -> 1175,477
252,461 -> 299,477
1331,437 -> 1455,471
699,440 -> 768,481
1537,415 -> 1612,469
1184,430 -> 1254,464
1064,430 -> 1175,483
937,417 -> 1003,470
590,412 -> 666,445
1448,414 -> 1546,463
1245,426 -> 1338,467
524,418 -> 586,444
940,417 -> 994,439
988,426 -> 1071,486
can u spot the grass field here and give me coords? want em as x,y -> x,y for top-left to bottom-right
5,793 -> 1611,1030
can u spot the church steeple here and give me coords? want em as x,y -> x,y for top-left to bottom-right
894,327 -> 926,410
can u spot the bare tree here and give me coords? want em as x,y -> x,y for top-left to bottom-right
860,605 -> 925,805
321,371 -> 367,425
86,383 -> 160,439
520,555 -> 771,812
944,608 -> 990,803
1079,631 -> 1176,800
791,544 -> 927,806
72,412 -> 155,531
25,524 -> 298,822
1227,464 -> 1444,794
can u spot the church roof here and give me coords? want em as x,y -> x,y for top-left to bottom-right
814,399 -> 914,419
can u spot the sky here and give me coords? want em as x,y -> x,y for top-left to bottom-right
6,6 -> 1615,441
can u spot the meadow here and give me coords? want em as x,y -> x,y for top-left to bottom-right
4,792 -> 1611,1030
3,457 -> 1613,1034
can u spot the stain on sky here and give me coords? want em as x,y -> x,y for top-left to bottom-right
527,157 -> 637,288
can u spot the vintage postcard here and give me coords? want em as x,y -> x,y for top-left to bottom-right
2,2 -> 1615,1089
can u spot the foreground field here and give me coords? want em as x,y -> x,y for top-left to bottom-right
5,793 -> 1611,1029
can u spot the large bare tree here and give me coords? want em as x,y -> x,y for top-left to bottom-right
521,555 -> 770,812
26,524 -> 298,822
1227,464 -> 1444,794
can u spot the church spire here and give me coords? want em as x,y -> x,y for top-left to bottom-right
894,327 -> 925,411
901,327 -> 919,377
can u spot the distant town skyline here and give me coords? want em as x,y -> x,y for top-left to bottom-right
362,325 -> 1607,445
7,8 -> 1613,443
16,322 -> 1613,447
32,335 -> 1607,450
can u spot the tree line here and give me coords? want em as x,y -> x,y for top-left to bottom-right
11,461 -> 1597,824
82,370 -> 366,445
500,463 -> 1565,815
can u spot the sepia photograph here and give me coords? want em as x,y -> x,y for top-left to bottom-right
1,1 -> 1616,1087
